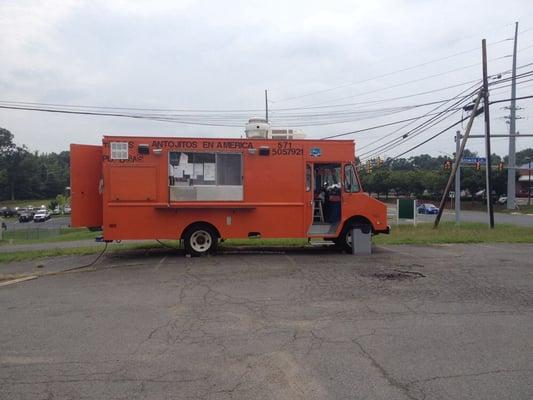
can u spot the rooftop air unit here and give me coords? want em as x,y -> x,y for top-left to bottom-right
244,118 -> 306,139
245,118 -> 271,138
270,128 -> 306,140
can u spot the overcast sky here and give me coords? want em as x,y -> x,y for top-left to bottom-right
1,0 -> 533,160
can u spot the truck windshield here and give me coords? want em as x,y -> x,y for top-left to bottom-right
344,164 -> 360,193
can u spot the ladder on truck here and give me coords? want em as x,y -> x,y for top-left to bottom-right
313,200 -> 324,223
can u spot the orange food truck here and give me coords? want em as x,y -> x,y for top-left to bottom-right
70,135 -> 389,255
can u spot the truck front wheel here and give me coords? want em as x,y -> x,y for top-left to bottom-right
334,222 -> 372,253
184,224 -> 218,256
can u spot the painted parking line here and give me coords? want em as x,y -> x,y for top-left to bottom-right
154,256 -> 167,271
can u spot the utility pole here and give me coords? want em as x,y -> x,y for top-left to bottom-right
482,39 -> 495,228
434,90 -> 482,228
527,158 -> 531,206
265,89 -> 269,123
507,21 -> 519,209
455,131 -> 461,224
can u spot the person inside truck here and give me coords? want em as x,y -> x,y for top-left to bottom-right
314,164 -> 342,224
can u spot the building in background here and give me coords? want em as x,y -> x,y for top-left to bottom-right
516,163 -> 532,198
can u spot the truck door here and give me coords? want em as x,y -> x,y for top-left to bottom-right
341,162 -> 360,213
304,163 -> 314,231
307,163 -> 342,235
70,144 -> 103,228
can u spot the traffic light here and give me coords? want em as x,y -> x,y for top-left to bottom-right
498,161 -> 504,171
475,161 -> 481,171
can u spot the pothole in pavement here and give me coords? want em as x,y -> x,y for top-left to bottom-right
373,269 -> 426,281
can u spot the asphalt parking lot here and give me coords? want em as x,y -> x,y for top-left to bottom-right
1,244 -> 532,400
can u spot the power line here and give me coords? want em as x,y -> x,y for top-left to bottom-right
288,61 -> 533,112
0,105 -> 244,127
322,68 -> 533,140
2,65 -> 532,131
389,117 -> 468,160
279,63 -> 533,114
0,100 -> 266,113
0,92 -> 485,128
369,93 -> 533,162
273,79 -> 481,111
357,82 -> 481,155
293,56 -> 513,108
1,63 -> 530,123
0,80 -> 484,114
360,107 -> 463,161
272,37 -> 513,103
0,98 -> 473,129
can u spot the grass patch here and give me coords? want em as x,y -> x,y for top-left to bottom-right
1,222 -> 531,263
374,222 -> 533,245
0,246 -> 105,263
0,242 -> 158,263
500,205 -> 533,214
1,228 -> 96,245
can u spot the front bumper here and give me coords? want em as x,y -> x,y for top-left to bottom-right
375,225 -> 391,235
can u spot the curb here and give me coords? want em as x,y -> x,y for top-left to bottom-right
0,275 -> 37,287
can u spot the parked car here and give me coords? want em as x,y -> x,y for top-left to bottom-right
18,210 -> 35,223
0,207 -> 16,217
417,203 -> 439,214
52,207 -> 61,215
33,209 -> 51,223
63,205 -> 71,214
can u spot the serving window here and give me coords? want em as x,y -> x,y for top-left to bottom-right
169,152 -> 243,201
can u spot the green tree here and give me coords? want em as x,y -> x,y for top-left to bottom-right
368,168 -> 391,198
389,158 -> 413,171
0,127 -> 70,201
503,148 -> 533,166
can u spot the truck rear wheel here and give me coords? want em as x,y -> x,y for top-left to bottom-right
184,224 -> 218,256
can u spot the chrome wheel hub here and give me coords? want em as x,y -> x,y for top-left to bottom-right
190,230 -> 212,253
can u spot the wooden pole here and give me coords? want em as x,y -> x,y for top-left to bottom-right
434,90 -> 483,228
482,39 -> 495,228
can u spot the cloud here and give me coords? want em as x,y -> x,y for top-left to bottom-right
0,0 -> 532,158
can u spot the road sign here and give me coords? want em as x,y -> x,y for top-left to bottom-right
397,198 -> 416,226
462,157 -> 486,165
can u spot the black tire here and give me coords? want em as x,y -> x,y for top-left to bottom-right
183,224 -> 218,256
334,222 -> 372,253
